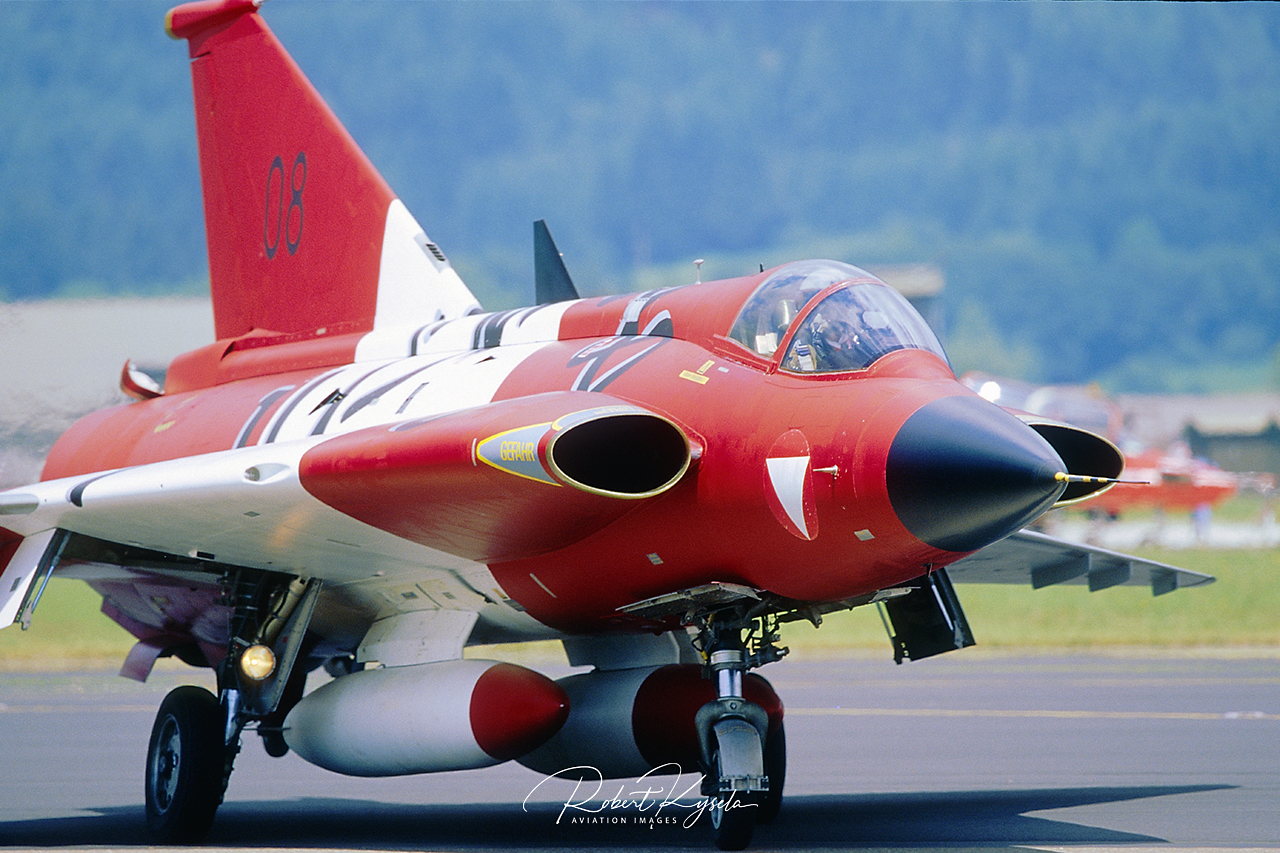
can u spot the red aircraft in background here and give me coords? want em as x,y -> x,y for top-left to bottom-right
0,2 -> 1212,849
1088,444 -> 1241,517
963,372 -> 1261,519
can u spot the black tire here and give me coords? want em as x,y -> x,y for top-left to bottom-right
756,721 -> 786,825
145,685 -> 227,843
709,747 -> 756,851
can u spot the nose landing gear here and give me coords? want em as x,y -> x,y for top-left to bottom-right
691,612 -> 789,851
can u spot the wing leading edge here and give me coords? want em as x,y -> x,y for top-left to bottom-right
947,528 -> 1213,595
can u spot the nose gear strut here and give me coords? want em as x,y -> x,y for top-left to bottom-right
690,609 -> 787,851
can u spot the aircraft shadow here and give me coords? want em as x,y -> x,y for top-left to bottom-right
0,784 -> 1230,850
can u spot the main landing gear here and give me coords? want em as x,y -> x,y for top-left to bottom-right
144,685 -> 232,842
143,570 -> 320,843
692,611 -> 788,851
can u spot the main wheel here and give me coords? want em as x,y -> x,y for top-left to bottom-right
756,721 -> 786,824
709,747 -> 756,851
145,685 -> 227,843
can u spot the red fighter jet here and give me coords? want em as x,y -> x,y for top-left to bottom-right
963,372 -> 1257,519
0,1 -> 1212,850
1088,444 -> 1240,516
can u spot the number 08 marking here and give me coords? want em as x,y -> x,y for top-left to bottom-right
264,152 -> 307,259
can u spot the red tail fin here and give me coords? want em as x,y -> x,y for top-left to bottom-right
167,0 -> 479,341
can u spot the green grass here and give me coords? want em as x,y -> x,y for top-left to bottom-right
3,548 -> 1276,672
782,547 -> 1280,655
0,578 -> 136,671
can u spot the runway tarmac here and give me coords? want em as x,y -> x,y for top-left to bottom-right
1,652 -> 1277,851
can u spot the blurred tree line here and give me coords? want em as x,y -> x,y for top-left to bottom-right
2,1 -> 1278,393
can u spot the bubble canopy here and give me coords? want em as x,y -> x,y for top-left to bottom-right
727,260 -> 949,374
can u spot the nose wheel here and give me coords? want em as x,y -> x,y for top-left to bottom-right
692,612 -> 789,851
708,741 -> 758,851
697,654 -> 770,850
144,686 -> 233,843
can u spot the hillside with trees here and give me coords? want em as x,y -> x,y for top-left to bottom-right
2,1 -> 1279,392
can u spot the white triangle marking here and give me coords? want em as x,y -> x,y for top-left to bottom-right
766,455 -> 811,539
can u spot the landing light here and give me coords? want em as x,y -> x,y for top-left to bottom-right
240,644 -> 276,681
977,380 -> 1002,402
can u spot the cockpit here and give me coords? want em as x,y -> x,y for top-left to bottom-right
727,260 -> 949,374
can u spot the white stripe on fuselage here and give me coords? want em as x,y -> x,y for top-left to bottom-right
355,301 -> 572,362
260,343 -> 538,446
260,301 -> 575,445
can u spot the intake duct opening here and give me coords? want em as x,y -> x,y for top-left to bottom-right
1027,421 -> 1125,505
548,414 -> 691,498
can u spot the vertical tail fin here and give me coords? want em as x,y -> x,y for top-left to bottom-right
167,0 -> 479,341
534,220 -> 580,305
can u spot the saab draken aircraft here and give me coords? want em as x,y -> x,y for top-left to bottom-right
0,1 -> 1212,849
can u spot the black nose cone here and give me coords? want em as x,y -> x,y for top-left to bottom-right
887,395 -> 1067,553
